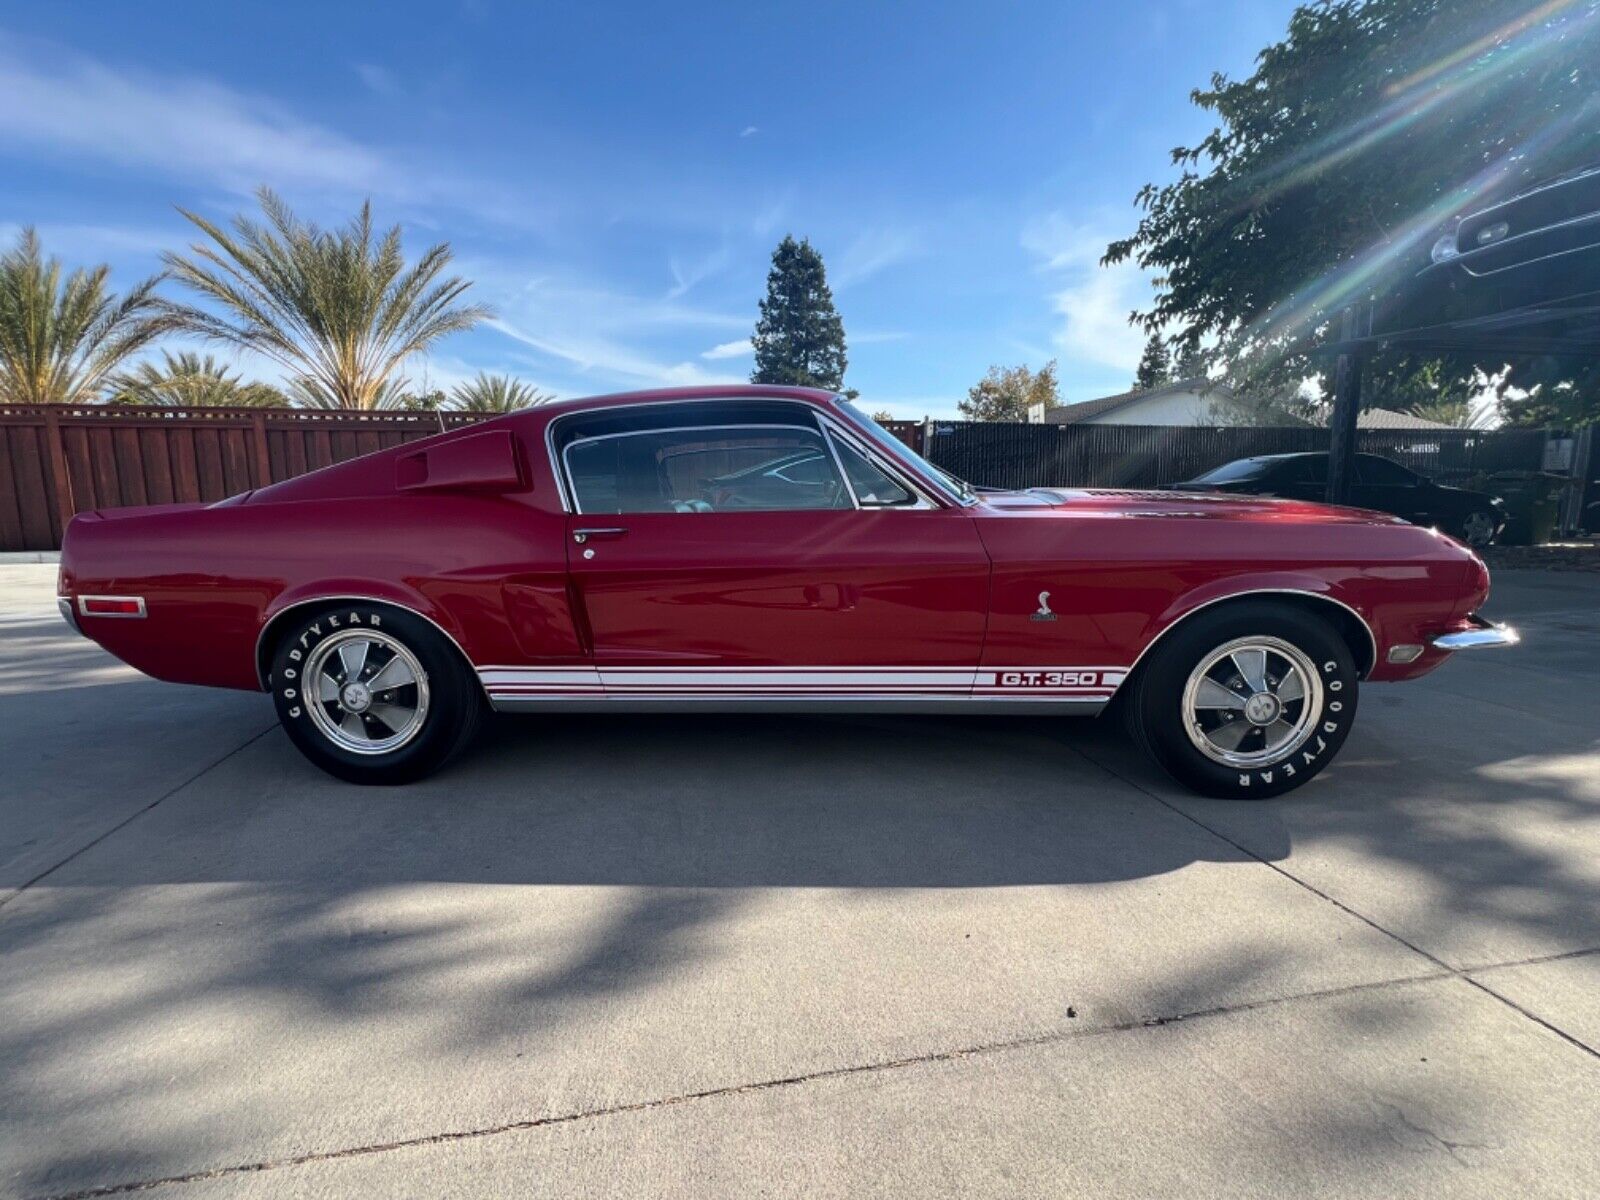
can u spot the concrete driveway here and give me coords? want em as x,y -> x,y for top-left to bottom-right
1,563 -> 1597,1199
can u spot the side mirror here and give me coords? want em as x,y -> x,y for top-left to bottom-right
396,429 -> 525,493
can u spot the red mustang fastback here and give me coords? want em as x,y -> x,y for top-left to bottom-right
58,385 -> 1515,797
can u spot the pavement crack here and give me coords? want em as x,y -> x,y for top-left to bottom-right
25,970 -> 1452,1200
1068,742 -> 1600,1065
0,724 -> 277,916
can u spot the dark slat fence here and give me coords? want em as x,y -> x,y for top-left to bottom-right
888,420 -> 1550,491
0,403 -> 1558,551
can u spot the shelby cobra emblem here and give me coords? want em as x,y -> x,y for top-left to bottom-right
1031,591 -> 1057,622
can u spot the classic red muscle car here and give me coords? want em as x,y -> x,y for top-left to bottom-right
58,385 -> 1516,797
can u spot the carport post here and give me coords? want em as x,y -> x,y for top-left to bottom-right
1326,303 -> 1368,506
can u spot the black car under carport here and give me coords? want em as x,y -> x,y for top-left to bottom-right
1172,452 -> 1505,546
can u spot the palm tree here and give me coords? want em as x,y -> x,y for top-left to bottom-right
0,228 -> 174,405
450,372 -> 551,413
161,188 -> 490,411
104,351 -> 287,407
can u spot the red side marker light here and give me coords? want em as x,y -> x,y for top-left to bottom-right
78,596 -> 147,618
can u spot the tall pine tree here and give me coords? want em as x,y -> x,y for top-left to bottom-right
1133,333 -> 1171,390
751,236 -> 847,390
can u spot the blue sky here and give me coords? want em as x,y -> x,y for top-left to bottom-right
0,1 -> 1300,416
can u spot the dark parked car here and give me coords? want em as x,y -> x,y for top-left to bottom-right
1173,453 -> 1506,546
1378,163 -> 1600,331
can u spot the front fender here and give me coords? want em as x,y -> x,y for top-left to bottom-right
1137,574 -> 1380,680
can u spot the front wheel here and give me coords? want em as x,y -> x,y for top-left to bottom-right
1123,602 -> 1359,798
269,603 -> 484,784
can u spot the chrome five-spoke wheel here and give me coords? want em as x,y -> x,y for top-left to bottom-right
1180,635 -> 1323,768
303,629 -> 430,755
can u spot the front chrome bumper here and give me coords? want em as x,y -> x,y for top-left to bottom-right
1432,615 -> 1519,651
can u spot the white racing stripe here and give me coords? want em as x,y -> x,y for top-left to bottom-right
477,664 -> 1129,702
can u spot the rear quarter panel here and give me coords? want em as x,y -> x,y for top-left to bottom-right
61,492 -> 572,690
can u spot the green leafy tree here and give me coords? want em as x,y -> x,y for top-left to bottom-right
0,229 -> 174,405
162,187 -> 491,411
1499,360 -> 1600,428
450,372 -> 552,412
104,351 -> 286,407
1104,0 -> 1600,410
750,236 -> 847,390
959,360 -> 1061,422
393,395 -> 451,419
1133,334 -> 1171,390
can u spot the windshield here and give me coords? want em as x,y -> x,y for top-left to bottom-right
1192,458 -> 1271,484
835,400 -> 976,504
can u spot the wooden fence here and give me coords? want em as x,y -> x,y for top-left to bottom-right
0,404 -> 491,552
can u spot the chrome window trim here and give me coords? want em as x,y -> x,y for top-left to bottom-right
545,395 -> 835,515
559,420 -> 858,516
1120,588 -> 1380,683
820,422 -> 863,508
253,593 -> 487,698
819,417 -> 938,509
544,395 -> 965,514
828,396 -> 973,507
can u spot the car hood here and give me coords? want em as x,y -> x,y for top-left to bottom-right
977,487 -> 1405,526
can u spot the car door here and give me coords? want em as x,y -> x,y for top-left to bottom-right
1353,454 -> 1430,522
1275,456 -> 1328,502
556,404 -> 991,700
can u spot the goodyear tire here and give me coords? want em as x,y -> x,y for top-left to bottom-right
1124,602 -> 1359,799
269,603 -> 484,785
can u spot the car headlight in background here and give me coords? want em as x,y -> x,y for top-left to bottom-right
1430,231 -> 1460,263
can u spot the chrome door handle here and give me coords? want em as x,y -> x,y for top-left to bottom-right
573,527 -> 628,544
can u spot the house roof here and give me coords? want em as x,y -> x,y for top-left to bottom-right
1042,379 -> 1457,431
1353,406 -> 1454,430
1042,377 -> 1221,424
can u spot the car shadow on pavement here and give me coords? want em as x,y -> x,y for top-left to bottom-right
4,701 -> 1293,894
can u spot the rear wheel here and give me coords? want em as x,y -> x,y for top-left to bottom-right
1124,602 -> 1359,798
269,603 -> 484,784
1458,509 -> 1499,547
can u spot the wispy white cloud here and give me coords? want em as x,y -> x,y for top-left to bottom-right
0,33 -> 399,196
1021,212 -> 1150,373
0,221 -> 175,263
701,339 -> 753,360
830,227 -> 921,289
353,62 -> 400,98
0,32 -> 544,229
739,125 -> 760,138
666,242 -> 733,299
472,265 -> 750,391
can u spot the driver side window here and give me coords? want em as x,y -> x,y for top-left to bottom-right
565,425 -> 852,514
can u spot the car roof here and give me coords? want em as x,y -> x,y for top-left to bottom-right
530,383 -> 841,418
